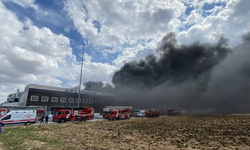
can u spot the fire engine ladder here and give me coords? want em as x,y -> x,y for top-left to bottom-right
105,106 -> 133,111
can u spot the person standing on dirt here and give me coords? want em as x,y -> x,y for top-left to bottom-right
45,116 -> 49,124
40,116 -> 44,124
48,113 -> 53,122
0,123 -> 3,133
75,115 -> 78,121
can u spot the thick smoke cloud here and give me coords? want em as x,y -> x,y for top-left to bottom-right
84,81 -> 114,93
84,81 -> 104,91
89,32 -> 250,114
112,32 -> 230,90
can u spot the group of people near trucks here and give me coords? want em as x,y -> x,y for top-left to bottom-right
39,114 -> 53,124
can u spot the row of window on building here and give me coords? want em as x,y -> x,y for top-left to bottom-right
30,95 -> 104,104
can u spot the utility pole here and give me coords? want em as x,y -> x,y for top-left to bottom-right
77,44 -> 84,107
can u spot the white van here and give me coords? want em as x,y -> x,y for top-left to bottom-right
134,109 -> 146,117
0,110 -> 36,126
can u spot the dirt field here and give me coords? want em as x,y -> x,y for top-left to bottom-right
1,115 -> 250,150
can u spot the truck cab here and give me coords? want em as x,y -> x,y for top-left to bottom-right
53,107 -> 94,123
105,110 -> 118,120
145,109 -> 160,117
103,106 -> 132,120
167,109 -> 181,116
53,109 -> 71,123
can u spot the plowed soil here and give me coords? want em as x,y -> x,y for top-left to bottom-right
59,115 -> 250,150
2,115 -> 250,150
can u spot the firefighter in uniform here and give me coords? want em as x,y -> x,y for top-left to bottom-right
0,123 -> 4,133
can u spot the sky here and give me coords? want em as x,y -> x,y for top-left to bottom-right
0,0 -> 249,103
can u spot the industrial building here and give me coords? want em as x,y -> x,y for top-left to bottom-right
1,84 -> 115,114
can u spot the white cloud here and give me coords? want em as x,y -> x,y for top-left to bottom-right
177,0 -> 249,45
190,0 -> 230,9
63,0 -> 182,54
1,0 -> 250,104
232,0 -> 250,17
0,1 -> 69,102
3,0 -> 48,15
185,9 -> 203,24
63,0 -> 250,85
0,84 -> 26,103
62,0 -> 188,80
3,0 -> 35,8
35,74 -> 63,87
64,25 -> 73,33
113,39 -> 159,69
0,1 -> 116,103
20,26 -> 72,64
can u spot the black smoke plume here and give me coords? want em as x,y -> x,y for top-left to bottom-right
88,32 -> 250,114
84,81 -> 114,93
112,32 -> 230,91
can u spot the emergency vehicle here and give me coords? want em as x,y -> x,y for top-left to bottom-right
0,109 -> 8,118
145,109 -> 160,117
0,110 -> 36,126
103,106 -> 132,120
134,109 -> 146,117
167,109 -> 181,116
52,107 -> 94,123
0,106 -> 46,122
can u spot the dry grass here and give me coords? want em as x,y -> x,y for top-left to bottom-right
1,115 -> 250,150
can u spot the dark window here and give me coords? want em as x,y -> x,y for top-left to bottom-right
30,95 -> 38,101
89,99 -> 94,104
55,111 -> 63,115
69,98 -> 74,103
2,115 -> 11,120
14,98 -> 19,102
76,98 -> 81,103
51,97 -> 58,102
60,97 -> 66,103
41,96 -> 49,102
66,111 -> 70,114
95,100 -> 99,104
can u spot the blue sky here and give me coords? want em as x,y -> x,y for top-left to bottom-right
3,0 -> 117,64
2,0 -> 228,63
3,0 -> 226,64
0,0 -> 249,102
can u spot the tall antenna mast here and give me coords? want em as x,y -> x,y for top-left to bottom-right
77,44 -> 84,107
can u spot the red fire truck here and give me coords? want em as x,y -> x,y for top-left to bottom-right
36,110 -> 46,121
145,109 -> 160,117
167,109 -> 181,116
53,107 -> 94,123
103,106 -> 132,120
